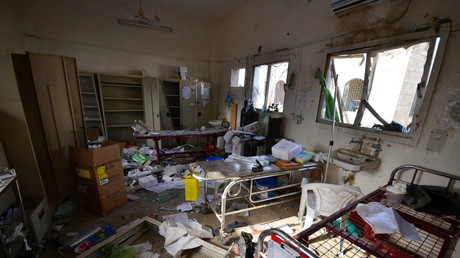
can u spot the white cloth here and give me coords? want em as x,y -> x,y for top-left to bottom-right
158,221 -> 213,256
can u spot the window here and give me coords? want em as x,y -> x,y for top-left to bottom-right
251,61 -> 289,112
317,26 -> 449,143
230,68 -> 245,87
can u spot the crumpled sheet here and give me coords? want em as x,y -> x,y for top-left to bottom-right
158,220 -> 213,256
356,202 -> 421,241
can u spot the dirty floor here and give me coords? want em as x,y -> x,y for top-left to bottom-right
40,182 -> 304,257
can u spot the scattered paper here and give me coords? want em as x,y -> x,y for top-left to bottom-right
159,220 -> 213,256
182,87 -> 191,100
277,223 -> 294,234
299,89 -> 309,109
127,194 -> 140,201
136,252 -> 159,258
201,87 -> 210,99
147,178 -> 185,193
163,213 -> 189,223
177,203 -> 193,212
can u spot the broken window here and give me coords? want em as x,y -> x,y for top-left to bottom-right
317,26 -> 448,142
251,61 -> 289,112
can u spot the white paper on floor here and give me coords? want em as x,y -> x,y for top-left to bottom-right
277,223 -> 294,234
159,220 -> 213,256
136,251 -> 159,258
127,194 -> 140,201
177,203 -> 193,212
163,213 -> 189,223
356,202 -> 421,240
228,202 -> 249,216
147,178 -> 185,193
175,192 -> 221,212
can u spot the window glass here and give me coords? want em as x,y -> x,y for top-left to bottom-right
251,61 -> 289,112
252,65 -> 268,109
267,62 -> 289,112
318,39 -> 438,135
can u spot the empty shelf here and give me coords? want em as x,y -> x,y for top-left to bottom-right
101,83 -> 141,88
106,124 -> 132,128
105,110 -> 144,112
85,118 -> 100,121
103,97 -> 143,101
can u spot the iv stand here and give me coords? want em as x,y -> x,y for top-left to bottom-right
323,61 -> 339,183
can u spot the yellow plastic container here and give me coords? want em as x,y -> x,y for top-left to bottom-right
185,172 -> 200,201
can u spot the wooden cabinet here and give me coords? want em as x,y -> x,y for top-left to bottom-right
10,52 -> 86,210
144,79 -> 213,132
180,81 -> 212,130
79,73 -> 105,142
97,74 -> 145,143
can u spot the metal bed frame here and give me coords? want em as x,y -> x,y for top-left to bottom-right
194,160 -> 323,237
282,164 -> 460,258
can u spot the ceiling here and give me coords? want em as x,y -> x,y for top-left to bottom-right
143,0 -> 249,20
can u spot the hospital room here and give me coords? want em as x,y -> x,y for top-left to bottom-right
1,0 -> 460,257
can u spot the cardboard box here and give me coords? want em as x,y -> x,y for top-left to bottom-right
70,143 -> 123,186
242,121 -> 261,132
70,142 -> 127,215
232,136 -> 243,156
77,175 -> 127,215
272,139 -> 302,161
86,128 -> 99,141
101,140 -> 124,155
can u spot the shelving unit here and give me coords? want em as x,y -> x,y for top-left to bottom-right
162,80 -> 181,130
79,73 -> 105,142
0,172 -> 28,258
98,74 -> 145,143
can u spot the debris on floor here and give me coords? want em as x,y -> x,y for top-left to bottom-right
158,219 -> 213,256
228,202 -> 249,216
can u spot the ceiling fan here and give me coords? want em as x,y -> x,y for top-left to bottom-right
117,0 -> 172,32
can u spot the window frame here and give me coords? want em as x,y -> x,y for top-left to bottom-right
230,67 -> 246,88
251,60 -> 290,111
316,25 -> 450,146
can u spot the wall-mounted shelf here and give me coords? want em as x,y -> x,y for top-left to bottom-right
103,97 -> 143,101
105,109 -> 144,112
98,74 -> 145,143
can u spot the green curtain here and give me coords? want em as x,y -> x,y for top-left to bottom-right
313,68 -> 339,122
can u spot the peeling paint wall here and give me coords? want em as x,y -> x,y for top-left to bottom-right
212,0 -> 460,194
1,0 -> 460,200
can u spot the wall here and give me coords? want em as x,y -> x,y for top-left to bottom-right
22,0 -> 213,78
0,0 -> 214,201
2,0 -> 460,199
0,1 -> 46,201
211,0 -> 460,194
